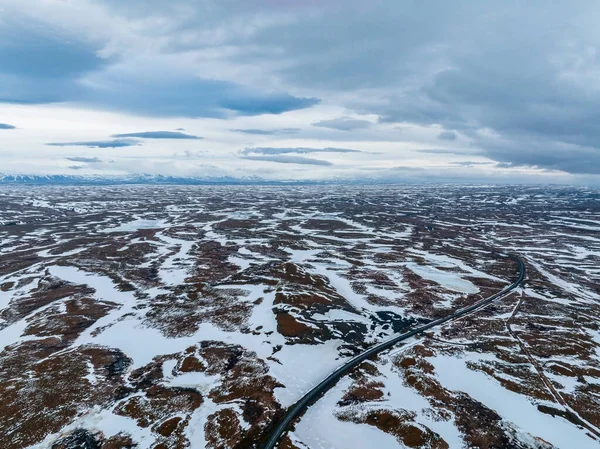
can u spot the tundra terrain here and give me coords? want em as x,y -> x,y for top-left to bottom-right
0,185 -> 598,449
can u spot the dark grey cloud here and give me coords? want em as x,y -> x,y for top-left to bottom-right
241,155 -> 332,166
65,157 -> 102,163
48,139 -> 140,148
0,19 -> 106,80
112,131 -> 202,139
0,123 -> 16,129
438,131 -> 457,141
231,128 -> 300,135
0,18 -> 108,104
77,74 -> 319,118
242,147 -> 361,155
312,117 -> 372,131
0,14 -> 319,117
4,72 -> 320,118
246,1 -> 600,175
219,93 -> 318,115
480,138 -> 600,175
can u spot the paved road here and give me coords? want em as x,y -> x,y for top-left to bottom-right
262,255 -> 526,449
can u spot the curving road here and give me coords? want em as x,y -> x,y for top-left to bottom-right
262,254 -> 526,449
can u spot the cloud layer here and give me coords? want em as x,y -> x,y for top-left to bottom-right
241,147 -> 361,155
65,157 -> 102,163
1,1 -> 600,182
48,139 -> 140,148
231,128 -> 300,135
0,8 -> 319,118
241,155 -> 332,166
112,131 -> 202,139
312,117 -> 372,131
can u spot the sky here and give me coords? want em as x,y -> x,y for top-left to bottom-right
1,0 -> 599,184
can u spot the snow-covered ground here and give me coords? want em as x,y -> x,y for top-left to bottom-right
0,185 -> 598,449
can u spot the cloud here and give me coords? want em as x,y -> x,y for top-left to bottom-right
357,163 -> 588,185
0,18 -> 106,80
0,10 -> 319,117
47,139 -> 141,148
416,148 -> 479,155
183,150 -> 207,158
241,155 -> 332,166
245,1 -> 600,175
242,147 -> 361,155
112,131 -> 202,139
438,131 -> 457,141
65,157 -> 102,163
312,117 -> 372,131
3,1 -> 600,179
219,93 -> 319,115
387,166 -> 427,173
477,137 -> 600,174
231,128 -> 300,135
0,16 -> 109,104
78,70 -> 319,118
0,123 -> 16,129
450,161 -> 493,167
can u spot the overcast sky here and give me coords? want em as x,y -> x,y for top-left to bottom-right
1,0 -> 599,184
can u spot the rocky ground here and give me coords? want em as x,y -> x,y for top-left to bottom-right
0,185 -> 598,449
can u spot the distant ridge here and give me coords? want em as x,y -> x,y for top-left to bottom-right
3,174 -> 499,186
0,174 -> 328,186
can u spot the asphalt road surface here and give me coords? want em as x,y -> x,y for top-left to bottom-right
262,254 -> 526,449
